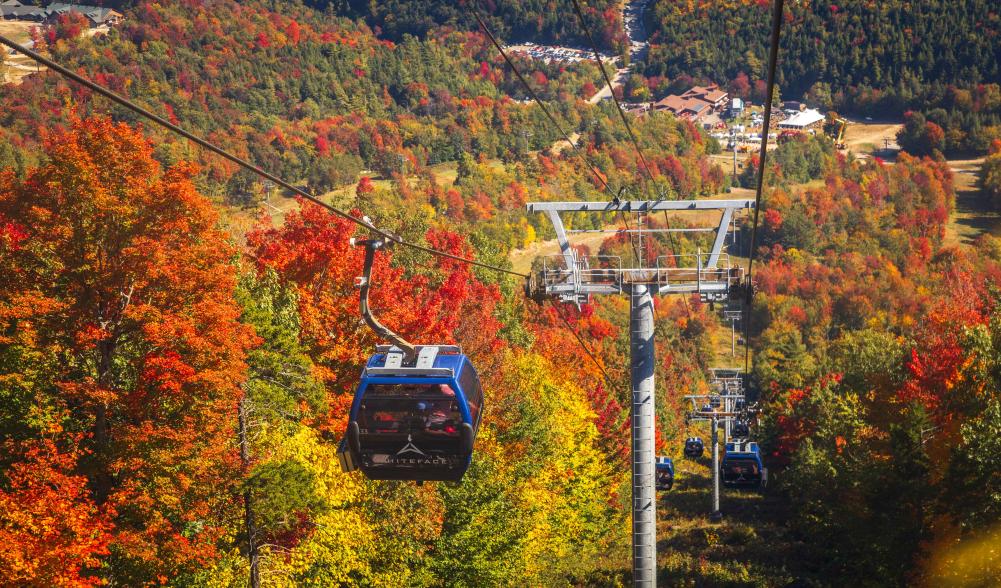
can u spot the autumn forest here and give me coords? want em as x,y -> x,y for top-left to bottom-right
0,0 -> 1000,586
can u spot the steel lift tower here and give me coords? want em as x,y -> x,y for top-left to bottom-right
526,198 -> 754,586
685,369 -> 750,520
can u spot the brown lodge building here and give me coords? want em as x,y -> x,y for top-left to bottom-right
651,84 -> 730,121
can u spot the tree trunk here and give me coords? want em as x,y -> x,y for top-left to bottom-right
92,339 -> 115,503
238,395 -> 261,588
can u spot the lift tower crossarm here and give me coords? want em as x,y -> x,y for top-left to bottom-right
528,200 -> 754,273
526,199 -> 755,212
527,199 -> 754,305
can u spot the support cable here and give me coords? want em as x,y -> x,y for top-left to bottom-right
474,7 -> 644,298
550,299 -> 613,385
568,2 -> 698,325
742,0 -> 786,375
569,0 -> 656,184
472,10 -> 617,198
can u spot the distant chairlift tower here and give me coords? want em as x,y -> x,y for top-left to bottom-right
526,198 -> 754,587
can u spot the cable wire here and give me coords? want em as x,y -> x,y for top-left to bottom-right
0,34 -> 528,279
550,299 -> 613,385
742,0 -> 786,375
472,9 -> 618,198
565,0 -> 656,270
569,0 -> 656,184
567,1 -> 701,325
474,7 -> 649,291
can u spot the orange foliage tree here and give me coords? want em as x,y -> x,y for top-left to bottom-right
0,117 -> 254,583
0,437 -> 112,586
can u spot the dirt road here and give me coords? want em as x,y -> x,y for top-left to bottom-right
587,67 -> 629,104
1,22 -> 43,84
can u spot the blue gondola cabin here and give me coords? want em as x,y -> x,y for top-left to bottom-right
732,420 -> 750,440
684,437 -> 705,459
721,441 -> 767,488
338,345 -> 483,482
655,456 -> 675,491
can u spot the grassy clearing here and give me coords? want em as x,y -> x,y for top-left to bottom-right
842,121 -> 902,155
944,158 -> 999,247
1,21 -> 44,84
215,158 -> 507,243
657,457 -> 805,587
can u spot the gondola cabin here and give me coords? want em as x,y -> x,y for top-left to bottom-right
721,441 -> 766,488
338,345 -> 483,482
732,420 -> 750,440
655,456 -> 675,491
684,437 -> 705,459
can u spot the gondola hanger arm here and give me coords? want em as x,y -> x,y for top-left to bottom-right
351,237 -> 417,362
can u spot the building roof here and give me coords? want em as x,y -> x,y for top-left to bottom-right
703,89 -> 728,103
685,99 -> 710,114
680,86 -> 703,99
654,94 -> 713,117
46,3 -> 123,23
654,94 -> 688,112
780,108 -> 825,128
679,85 -> 728,105
2,5 -> 44,16
0,0 -> 23,7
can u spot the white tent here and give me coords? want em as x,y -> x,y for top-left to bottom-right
779,108 -> 825,129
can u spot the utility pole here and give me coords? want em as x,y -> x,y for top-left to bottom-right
723,395 -> 730,444
731,130 -> 738,178
527,198 -> 753,586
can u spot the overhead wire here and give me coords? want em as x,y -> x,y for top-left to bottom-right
550,299 -> 613,385
472,10 -> 617,198
568,0 -> 694,323
1,20 -> 639,395
2,26 -> 627,397
742,0 -> 786,376
569,0 -> 656,184
563,0 -> 651,263
471,7 -> 651,381
0,34 -> 529,279
474,6 -> 643,298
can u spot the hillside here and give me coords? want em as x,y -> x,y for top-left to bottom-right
327,0 -> 627,52
0,0 -> 1000,586
642,0 -> 1001,155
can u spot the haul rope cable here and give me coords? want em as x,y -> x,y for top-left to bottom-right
1,29 -> 624,398
569,0 -> 656,183
473,9 -> 620,198
569,0 -> 694,321
476,7 -> 648,266
742,0 -> 786,375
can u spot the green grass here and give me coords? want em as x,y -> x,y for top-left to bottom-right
945,159 -> 1001,247
656,458 -> 807,587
